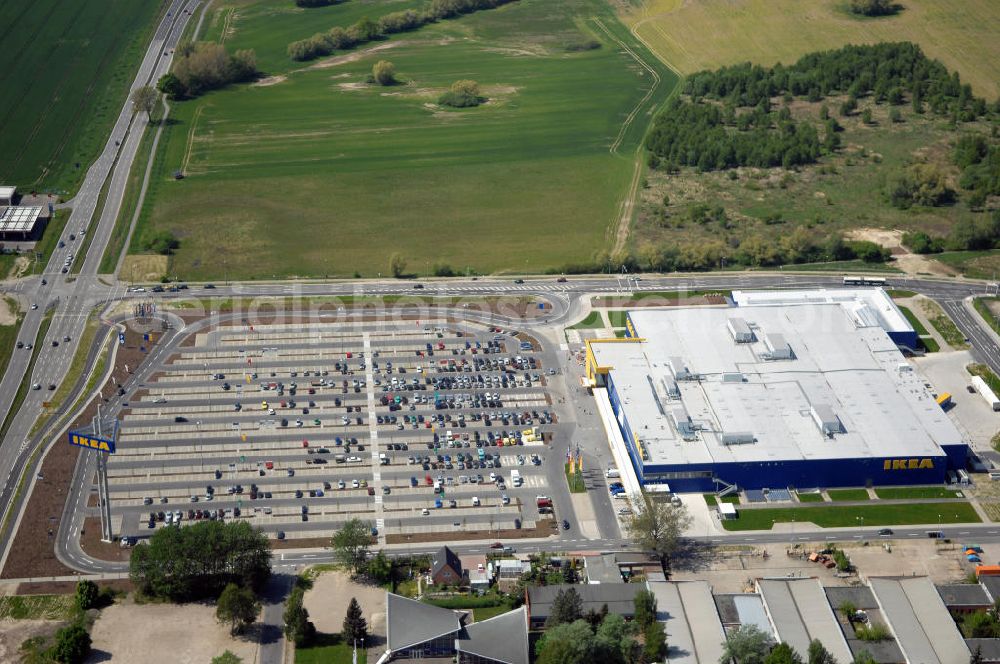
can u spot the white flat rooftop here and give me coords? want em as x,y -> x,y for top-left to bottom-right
732,288 -> 912,335
590,304 -> 962,467
0,186 -> 15,200
0,206 -> 42,233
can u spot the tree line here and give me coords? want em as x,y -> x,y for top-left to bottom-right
287,0 -> 518,61
129,520 -> 272,601
903,211 -> 1000,254
157,42 -> 258,99
646,42 -> 996,174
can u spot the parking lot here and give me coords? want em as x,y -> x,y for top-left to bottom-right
101,317 -> 572,544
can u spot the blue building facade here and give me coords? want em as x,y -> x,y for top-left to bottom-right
604,365 -> 967,493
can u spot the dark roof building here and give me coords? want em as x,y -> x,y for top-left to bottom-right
384,593 -> 528,664
526,584 -> 643,628
456,606 -> 529,664
937,584 -> 992,612
431,545 -> 464,585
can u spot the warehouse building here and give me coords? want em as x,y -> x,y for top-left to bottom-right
757,578 -> 853,664
586,296 -> 968,492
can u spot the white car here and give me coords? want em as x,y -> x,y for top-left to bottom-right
351,479 -> 360,488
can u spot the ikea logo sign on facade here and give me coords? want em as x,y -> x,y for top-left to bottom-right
68,432 -> 115,454
883,458 -> 934,470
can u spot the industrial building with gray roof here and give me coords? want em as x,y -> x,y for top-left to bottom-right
586,295 -> 968,492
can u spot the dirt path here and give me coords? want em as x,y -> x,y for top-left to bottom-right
0,297 -> 17,326
304,41 -> 409,72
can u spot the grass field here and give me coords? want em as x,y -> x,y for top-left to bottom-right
295,633 -> 367,664
568,311 -> 605,329
0,298 -> 24,386
934,250 -> 1000,280
973,298 -> 1000,336
565,463 -> 586,493
782,261 -> 904,274
607,311 -> 629,327
0,0 -> 166,193
722,501 -> 981,531
874,486 -> 964,500
130,0 -> 678,279
0,594 -> 75,621
827,489 -> 870,502
623,0 -> 1000,99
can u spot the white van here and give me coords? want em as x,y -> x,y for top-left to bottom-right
606,468 -> 620,478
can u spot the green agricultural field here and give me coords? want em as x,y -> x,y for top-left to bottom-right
722,501 -> 981,531
0,0 -> 166,193
623,0 -> 1000,99
130,0 -> 678,279
934,250 -> 1000,280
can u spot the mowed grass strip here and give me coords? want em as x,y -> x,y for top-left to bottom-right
896,306 -> 930,336
795,492 -> 824,503
624,0 -> 1000,98
569,312 -> 604,329
0,0 -> 165,192
132,0 -> 678,279
827,489 -> 870,502
875,486 -> 964,500
722,501 -> 981,531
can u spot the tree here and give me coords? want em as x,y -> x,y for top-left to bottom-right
284,586 -> 316,647
624,492 -> 692,570
216,582 -> 261,635
157,72 -> 185,99
643,621 -> 667,663
389,252 -> 407,278
343,597 -> 369,643
367,550 -> 393,583
719,624 -> 773,664
212,652 -> 243,664
439,79 -> 485,108
372,60 -> 397,85
50,624 -> 91,664
546,587 -> 584,628
536,620 -> 599,664
74,580 -> 99,611
849,0 -> 897,16
331,518 -> 372,574
972,645 -> 985,664
633,588 -> 657,629
807,639 -> 838,664
130,520 -> 271,601
141,229 -> 180,255
861,108 -> 873,124
766,643 -> 804,664
131,85 -> 159,121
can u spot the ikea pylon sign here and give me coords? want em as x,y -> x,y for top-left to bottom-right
67,431 -> 116,454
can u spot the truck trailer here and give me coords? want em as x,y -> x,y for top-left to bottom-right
972,376 -> 1000,411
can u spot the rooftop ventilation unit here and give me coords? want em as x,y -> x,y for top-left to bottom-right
810,404 -> 844,436
670,356 -> 698,381
762,333 -> 793,360
661,376 -> 680,398
727,317 -> 755,343
670,406 -> 699,441
721,432 -> 755,446
722,373 -> 746,383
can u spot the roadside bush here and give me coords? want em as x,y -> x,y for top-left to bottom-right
855,622 -> 892,641
141,230 -> 180,255
433,263 -> 456,277
74,581 -> 99,611
565,39 -> 600,52
888,163 -> 955,209
902,231 -> 944,254
284,585 -> 316,647
49,624 -> 91,664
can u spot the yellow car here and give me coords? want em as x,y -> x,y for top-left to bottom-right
261,401 -> 268,410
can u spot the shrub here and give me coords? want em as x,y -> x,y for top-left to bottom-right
439,79 -> 485,108
849,0 -> 899,16
141,230 -> 180,255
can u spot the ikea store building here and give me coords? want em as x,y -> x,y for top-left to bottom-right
585,289 -> 968,493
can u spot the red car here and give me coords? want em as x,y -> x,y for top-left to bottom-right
490,542 -> 504,549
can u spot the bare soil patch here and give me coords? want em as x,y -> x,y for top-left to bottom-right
0,297 -> 18,326
15,579 -> 132,596
0,618 -> 62,662
303,570 -> 386,638
80,517 -> 130,563
306,41 -> 407,71
845,228 -> 957,277
88,598 -> 258,664
252,74 -> 287,87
